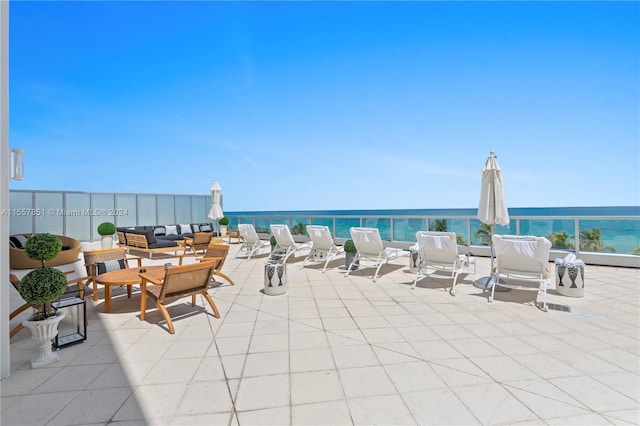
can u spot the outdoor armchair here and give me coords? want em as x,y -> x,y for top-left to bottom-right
83,248 -> 142,301
195,243 -> 235,286
139,261 -> 221,334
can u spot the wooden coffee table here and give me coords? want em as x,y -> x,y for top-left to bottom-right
95,265 -> 166,313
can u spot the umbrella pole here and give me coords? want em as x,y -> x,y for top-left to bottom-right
473,224 -> 509,291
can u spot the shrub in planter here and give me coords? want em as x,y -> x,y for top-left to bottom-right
97,222 -> 116,236
343,239 -> 359,270
19,233 -> 68,320
218,217 -> 229,226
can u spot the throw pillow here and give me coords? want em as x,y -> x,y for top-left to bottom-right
165,225 -> 178,236
191,224 -> 200,233
154,226 -> 166,236
200,224 -> 212,232
179,224 -> 192,235
96,259 -> 126,275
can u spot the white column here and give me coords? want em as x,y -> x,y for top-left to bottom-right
0,0 -> 11,379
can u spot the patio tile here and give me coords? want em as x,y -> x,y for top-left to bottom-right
292,400 -> 352,425
248,333 -> 289,353
175,381 -> 233,415
142,358 -> 201,385
290,348 -> 335,373
403,388 -> 480,425
0,391 -> 79,425
452,382 -> 539,425
48,388 -> 132,426
243,351 -> 290,377
211,335 -> 252,356
234,374 -> 290,411
290,370 -> 344,405
236,406 -> 291,425
384,361 -> 446,392
339,366 -> 396,399
347,394 -> 416,425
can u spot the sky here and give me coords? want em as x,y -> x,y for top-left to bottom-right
7,1 -> 640,212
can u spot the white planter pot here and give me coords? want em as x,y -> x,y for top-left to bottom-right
219,225 -> 228,236
101,235 -> 114,249
22,310 -> 65,368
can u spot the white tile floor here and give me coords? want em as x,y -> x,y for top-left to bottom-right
2,242 -> 639,425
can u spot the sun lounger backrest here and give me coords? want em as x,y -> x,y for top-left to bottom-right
307,225 -> 335,251
350,227 -> 383,256
238,224 -> 259,244
492,235 -> 551,277
416,231 -> 459,264
270,224 -> 296,249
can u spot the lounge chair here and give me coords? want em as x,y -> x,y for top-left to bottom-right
302,225 -> 344,272
236,224 -> 270,260
412,231 -> 467,295
139,261 -> 221,334
269,224 -> 311,263
346,227 -> 401,282
491,235 -> 552,311
182,232 -> 213,255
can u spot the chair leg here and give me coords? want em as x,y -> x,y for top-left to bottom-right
202,292 -> 221,318
10,324 -> 24,339
450,270 -> 460,296
93,280 -> 99,301
191,294 -> 196,306
373,262 -> 384,283
214,271 -> 235,286
156,302 -> 175,334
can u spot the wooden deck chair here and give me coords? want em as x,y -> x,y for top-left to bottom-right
302,225 -> 344,272
83,248 -> 142,301
269,224 -> 311,263
413,231 -> 467,295
139,261 -> 221,334
195,243 -> 235,286
236,224 -> 270,260
346,227 -> 401,282
182,232 -> 213,255
491,235 -> 552,311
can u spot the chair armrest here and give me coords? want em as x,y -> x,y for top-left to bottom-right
139,273 -> 163,285
126,256 -> 143,268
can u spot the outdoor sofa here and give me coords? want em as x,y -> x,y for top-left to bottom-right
117,223 -> 218,253
9,233 -> 82,269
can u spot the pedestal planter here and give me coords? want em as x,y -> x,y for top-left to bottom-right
345,252 -> 359,270
219,225 -> 228,236
101,235 -> 114,249
264,263 -> 287,295
22,310 -> 65,368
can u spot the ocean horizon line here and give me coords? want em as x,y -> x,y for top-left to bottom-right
227,206 -> 640,217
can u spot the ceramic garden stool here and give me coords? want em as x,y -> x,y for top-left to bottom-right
555,264 -> 585,297
264,262 -> 287,296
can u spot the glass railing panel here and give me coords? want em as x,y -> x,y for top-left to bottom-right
157,195 -> 175,225
255,217 -> 270,234
269,217 -> 288,227
9,191 -> 33,234
138,194 -> 157,225
309,217 -> 334,234
578,219 -> 630,254
175,195 -> 191,224
391,218 -> 425,243
543,219 -> 576,251
335,218 -> 360,239
446,219 -> 468,245
191,196 -> 207,224
34,192 -> 63,235
362,217 -> 391,240
91,193 -> 115,240
65,193 -> 91,241
115,194 -> 137,228
290,217 -> 310,235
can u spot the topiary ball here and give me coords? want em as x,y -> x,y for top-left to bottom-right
218,217 -> 229,226
18,268 -> 68,305
97,222 -> 116,236
344,239 -> 357,253
23,233 -> 62,262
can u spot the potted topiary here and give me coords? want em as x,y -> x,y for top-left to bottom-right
97,221 -> 116,249
218,217 -> 229,236
344,239 -> 358,270
18,233 -> 69,368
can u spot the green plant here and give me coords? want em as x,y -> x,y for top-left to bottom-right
344,239 -> 357,253
549,231 -> 574,249
19,234 -> 68,320
474,223 -> 492,246
291,222 -> 307,235
97,222 -> 116,236
218,217 -> 229,226
270,235 -> 277,246
430,219 -> 447,232
579,227 -> 616,253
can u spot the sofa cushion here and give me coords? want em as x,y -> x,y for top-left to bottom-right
148,240 -> 178,249
144,229 -> 157,245
192,224 -> 200,233
179,224 -> 192,235
200,224 -> 212,232
96,259 -> 127,275
153,226 -> 166,236
165,225 -> 178,236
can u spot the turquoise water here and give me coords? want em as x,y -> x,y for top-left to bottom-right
227,206 -> 640,254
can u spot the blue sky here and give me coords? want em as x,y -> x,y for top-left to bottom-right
8,1 -> 639,212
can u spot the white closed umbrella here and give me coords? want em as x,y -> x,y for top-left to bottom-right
208,181 -> 223,221
474,151 -> 510,290
478,151 -> 509,227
